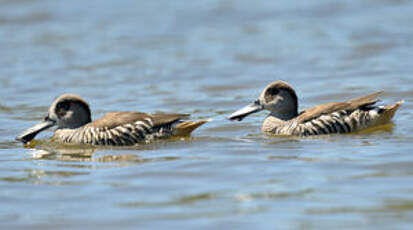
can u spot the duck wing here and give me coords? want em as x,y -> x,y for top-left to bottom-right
297,92 -> 382,123
89,112 -> 189,129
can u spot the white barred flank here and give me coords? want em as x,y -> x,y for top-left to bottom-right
53,118 -> 176,146
267,109 -> 380,136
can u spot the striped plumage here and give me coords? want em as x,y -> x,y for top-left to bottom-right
264,107 -> 394,136
16,94 -> 207,146
228,81 -> 403,136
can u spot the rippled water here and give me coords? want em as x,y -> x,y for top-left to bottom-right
1,0 -> 413,229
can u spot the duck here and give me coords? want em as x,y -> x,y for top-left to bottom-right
228,80 -> 403,136
16,94 -> 207,145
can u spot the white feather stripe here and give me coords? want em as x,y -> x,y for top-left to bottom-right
134,124 -> 147,134
144,118 -> 154,126
343,116 -> 354,132
116,126 -> 129,133
311,119 -> 329,134
90,128 -> 97,141
135,121 -> 151,130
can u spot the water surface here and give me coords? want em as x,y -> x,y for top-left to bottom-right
1,0 -> 413,229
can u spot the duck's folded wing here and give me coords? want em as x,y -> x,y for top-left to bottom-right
88,112 -> 189,129
150,113 -> 190,127
297,92 -> 382,123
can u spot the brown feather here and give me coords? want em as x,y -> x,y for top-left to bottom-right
373,100 -> 403,126
88,112 -> 189,129
174,120 -> 208,136
297,92 -> 382,123
150,113 -> 190,127
347,91 -> 382,107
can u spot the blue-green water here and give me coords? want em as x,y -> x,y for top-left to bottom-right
1,0 -> 413,229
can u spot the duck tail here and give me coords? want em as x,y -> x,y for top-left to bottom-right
377,100 -> 404,125
174,120 -> 208,136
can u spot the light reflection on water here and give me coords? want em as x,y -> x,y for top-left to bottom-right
0,0 -> 413,229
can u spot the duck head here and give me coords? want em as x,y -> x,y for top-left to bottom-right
16,94 -> 92,143
228,81 -> 298,121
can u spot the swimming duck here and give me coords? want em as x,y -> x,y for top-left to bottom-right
228,81 -> 403,136
16,94 -> 207,145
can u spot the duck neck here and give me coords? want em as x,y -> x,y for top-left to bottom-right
53,127 -> 87,144
262,113 -> 298,134
262,115 -> 286,133
268,110 -> 297,121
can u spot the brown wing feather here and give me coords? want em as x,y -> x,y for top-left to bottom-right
88,112 -> 189,129
347,91 -> 382,107
150,113 -> 190,127
297,92 -> 382,123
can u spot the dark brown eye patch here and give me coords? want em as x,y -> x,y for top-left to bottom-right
264,87 -> 279,102
56,101 -> 70,117
268,87 -> 279,95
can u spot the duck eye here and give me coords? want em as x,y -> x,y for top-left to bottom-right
57,101 -> 70,110
268,88 -> 279,95
56,101 -> 70,117
264,87 -> 279,103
